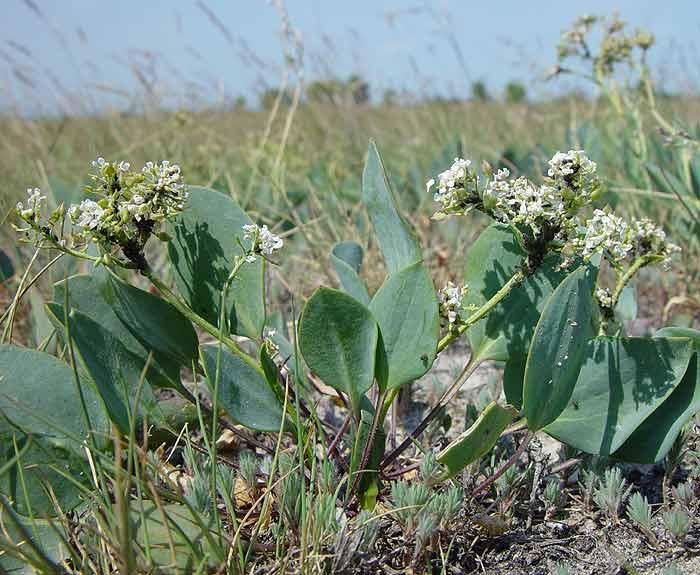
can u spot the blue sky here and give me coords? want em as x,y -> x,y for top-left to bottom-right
2,1 -> 699,114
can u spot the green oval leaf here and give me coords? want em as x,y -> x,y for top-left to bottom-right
53,274 -> 182,390
523,262 -> 598,430
0,249 -> 14,283
330,241 -> 370,305
545,337 -> 693,456
503,356 -> 527,410
612,328 -> 700,463
200,345 -> 285,432
613,353 -> 700,463
464,224 -> 571,363
46,305 -> 159,434
655,327 -> 700,343
369,262 -> 439,390
0,508 -> 69,573
0,431 -> 92,517
107,275 -> 199,367
131,502 -> 220,571
437,402 -> 517,480
362,141 -> 422,274
168,186 -> 265,339
0,344 -> 108,451
299,288 -> 379,414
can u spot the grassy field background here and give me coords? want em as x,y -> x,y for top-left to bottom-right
2,94 -> 699,319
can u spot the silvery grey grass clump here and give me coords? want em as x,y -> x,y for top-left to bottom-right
593,467 -> 633,522
626,492 -> 657,544
662,507 -> 692,543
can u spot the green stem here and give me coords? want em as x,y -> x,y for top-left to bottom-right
611,254 -> 660,309
437,269 -> 526,353
350,389 -> 388,500
144,271 -> 247,357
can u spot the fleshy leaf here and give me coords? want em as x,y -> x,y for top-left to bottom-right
545,337 -> 693,456
53,274 -> 183,390
362,141 -> 422,274
200,345 -> 286,432
464,224 -> 571,363
299,288 -> 379,414
369,262 -> 439,390
107,275 -> 199,367
168,186 -> 265,339
330,241 -> 370,305
523,262 -> 598,430
46,305 -> 160,434
437,402 -> 517,480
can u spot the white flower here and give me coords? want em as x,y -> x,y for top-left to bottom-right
242,223 -> 283,259
547,150 -> 599,203
125,194 -> 150,221
118,160 -> 130,172
91,157 -> 107,169
596,287 -> 613,309
486,174 -> 564,237
16,187 -> 45,219
574,209 -> 632,261
630,218 -> 680,265
72,199 -> 104,230
438,281 -> 468,325
428,157 -> 474,211
259,225 -> 283,255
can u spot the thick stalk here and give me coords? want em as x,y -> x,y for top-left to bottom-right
145,272 -> 247,357
350,389 -> 388,498
437,270 -> 526,353
611,254 -> 659,309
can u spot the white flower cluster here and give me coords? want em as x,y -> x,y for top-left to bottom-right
426,157 -> 478,215
16,188 -> 46,222
572,209 -> 631,261
569,211 -> 680,267
428,150 -> 600,245
630,218 -> 680,266
242,223 -> 284,262
557,14 -> 598,59
438,282 -> 468,326
595,287 -> 613,309
486,176 -> 565,238
68,157 -> 189,245
428,148 -> 680,272
70,199 -> 104,230
547,150 -> 599,207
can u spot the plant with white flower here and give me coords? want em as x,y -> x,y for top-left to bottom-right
630,218 -> 680,266
427,157 -> 481,218
14,157 -> 189,270
242,223 -> 284,263
65,157 -> 189,269
547,150 -> 601,209
438,282 -> 468,328
13,187 -> 69,248
554,14 -> 654,82
15,188 -> 46,223
428,150 -> 601,270
595,287 -> 614,311
570,209 -> 632,264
